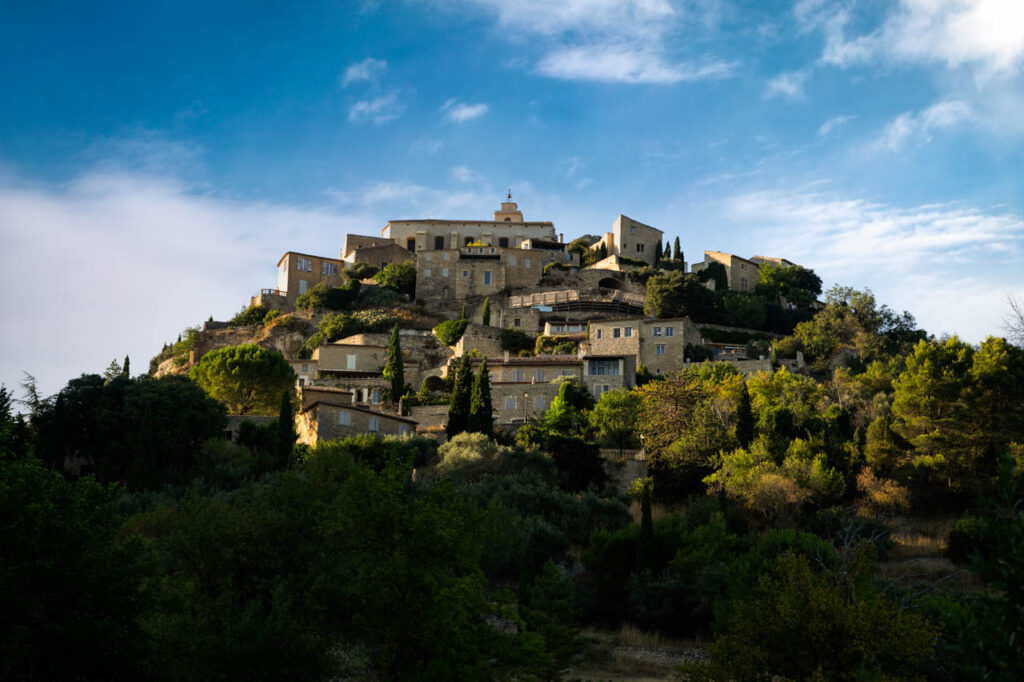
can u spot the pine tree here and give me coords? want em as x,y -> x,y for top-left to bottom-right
384,325 -> 405,401
446,356 -> 473,438
481,297 -> 491,327
736,381 -> 754,448
673,236 -> 682,261
122,355 -> 130,378
468,359 -> 494,437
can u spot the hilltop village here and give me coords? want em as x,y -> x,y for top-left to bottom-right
155,197 -> 811,444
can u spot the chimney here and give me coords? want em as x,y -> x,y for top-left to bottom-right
559,232 -> 564,243
504,350 -> 510,362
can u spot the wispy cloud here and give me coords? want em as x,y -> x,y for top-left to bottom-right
341,57 -> 388,86
874,99 -> 973,151
348,92 -> 404,125
724,188 -> 1024,339
800,0 -> 1024,77
764,69 -> 809,99
454,0 -> 737,85
441,99 -> 489,123
817,114 -> 855,136
0,170 -> 367,397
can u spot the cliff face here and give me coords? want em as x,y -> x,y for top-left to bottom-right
154,317 -> 313,377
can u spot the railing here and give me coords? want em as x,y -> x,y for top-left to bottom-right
507,289 -> 647,309
260,288 -> 287,297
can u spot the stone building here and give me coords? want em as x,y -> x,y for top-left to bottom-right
342,242 -> 414,271
273,251 -> 346,304
296,398 -> 417,446
691,251 -> 760,293
587,317 -> 703,375
384,198 -> 558,252
590,215 -> 664,266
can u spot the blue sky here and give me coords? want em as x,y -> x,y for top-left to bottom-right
2,0 -> 1023,397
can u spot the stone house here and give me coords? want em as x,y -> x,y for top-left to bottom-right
691,251 -> 760,293
341,242 -> 414,271
296,398 -> 417,446
274,251 -> 346,304
590,215 -> 664,266
384,199 -> 558,252
587,317 -> 703,376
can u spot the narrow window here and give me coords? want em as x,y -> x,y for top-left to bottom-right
338,411 -> 351,426
462,270 -> 469,278
656,344 -> 666,355
298,279 -> 308,295
506,396 -> 516,410
434,236 -> 445,250
513,369 -> 524,382
653,327 -> 662,336
534,396 -> 544,409
665,327 -> 674,337
499,237 -> 509,247
624,327 -> 632,337
513,318 -> 521,327
613,328 -> 620,338
407,238 -> 415,251
442,268 -> 449,277
534,369 -> 543,382
424,268 -> 431,278
524,258 -> 531,269
596,329 -> 602,339
483,271 -> 491,285
509,255 -> 517,265
368,417 -> 379,432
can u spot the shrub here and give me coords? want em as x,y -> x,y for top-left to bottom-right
434,318 -> 469,346
437,432 -> 505,473
229,304 -> 269,327
542,262 -> 570,276
947,515 -> 988,564
355,285 -> 400,309
373,261 -> 417,298
346,261 -> 379,280
501,328 -> 534,354
295,280 -> 361,311
685,343 -> 715,362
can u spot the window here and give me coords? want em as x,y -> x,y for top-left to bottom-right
296,256 -> 312,272
509,255 -> 517,265
603,384 -> 610,394
499,237 -> 509,247
588,359 -> 619,375
665,327 -> 674,337
424,268 -> 431,278
630,225 -> 636,233
653,327 -> 662,336
346,354 -> 356,370
337,411 -> 351,426
613,328 -> 621,338
301,364 -> 308,372
553,325 -> 565,333
321,261 -> 337,276
534,369 -> 544,382
506,396 -> 516,410
298,279 -> 308,295
524,258 -> 531,269
534,396 -> 545,409
656,344 -> 666,355
636,243 -> 644,253
442,268 -> 449,277
434,236 -> 445,250
368,416 -> 379,432
399,424 -> 410,436
513,318 -> 521,327
443,253 -> 449,261
371,390 -> 381,405
624,327 -> 632,337
425,254 -> 432,262
407,238 -> 415,251
462,270 -> 469,278
596,329 -> 603,339
483,271 -> 492,285
513,369 -> 524,382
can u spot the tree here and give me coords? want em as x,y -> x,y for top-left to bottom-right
295,280 -> 361,311
644,271 -> 715,321
735,381 -> 754,448
673,236 -> 681,261
697,261 -> 729,292
122,355 -> 130,378
1005,293 -> 1024,346
481,296 -> 491,326
653,241 -> 662,265
446,356 -> 473,438
544,381 -> 585,434
384,325 -> 405,401
373,261 -> 417,298
468,359 -> 494,437
588,388 -> 640,453
103,358 -> 123,382
461,301 -> 467,320
190,344 -> 296,415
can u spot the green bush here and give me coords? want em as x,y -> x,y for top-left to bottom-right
542,261 -> 570,276
345,261 -> 379,280
229,304 -> 269,327
373,261 -> 416,298
434,318 -> 469,346
355,285 -> 400,309
501,328 -> 534,354
947,515 -> 988,564
295,280 -> 361,311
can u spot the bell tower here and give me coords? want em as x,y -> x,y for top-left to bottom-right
493,189 -> 524,222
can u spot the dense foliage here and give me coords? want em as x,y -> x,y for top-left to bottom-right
190,344 -> 296,415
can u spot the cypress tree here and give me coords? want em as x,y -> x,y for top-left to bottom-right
274,390 -> 296,469
481,297 -> 491,327
384,324 -> 405,401
468,359 -> 493,437
637,477 -> 655,570
736,381 -> 754,448
673,236 -> 682,261
122,355 -> 130,378
598,242 -> 608,260
461,301 -> 467,320
446,356 -> 473,438
654,241 -> 662,265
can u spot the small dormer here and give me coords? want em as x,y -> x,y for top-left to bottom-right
494,190 -> 524,222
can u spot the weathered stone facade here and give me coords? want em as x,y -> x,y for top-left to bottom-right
591,215 -> 664,266
587,317 -> 703,376
691,251 -> 760,293
296,399 -> 417,446
276,251 -> 345,304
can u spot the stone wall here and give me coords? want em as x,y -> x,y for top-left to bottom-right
296,402 -> 417,447
313,344 -> 387,372
454,324 -> 505,359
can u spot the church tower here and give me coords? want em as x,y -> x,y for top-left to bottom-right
493,189 -> 524,222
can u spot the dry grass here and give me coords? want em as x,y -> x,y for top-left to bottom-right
885,516 -> 955,559
564,626 -> 707,682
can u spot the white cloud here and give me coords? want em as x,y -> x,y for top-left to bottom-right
805,0 -> 1024,77
538,45 -> 736,84
341,57 -> 388,86
348,92 -> 404,125
441,99 -> 489,123
0,171 -> 367,398
764,69 -> 809,99
817,114 -> 855,136
874,99 -> 973,151
450,165 -> 485,183
724,189 -> 1024,340
452,0 -> 737,85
